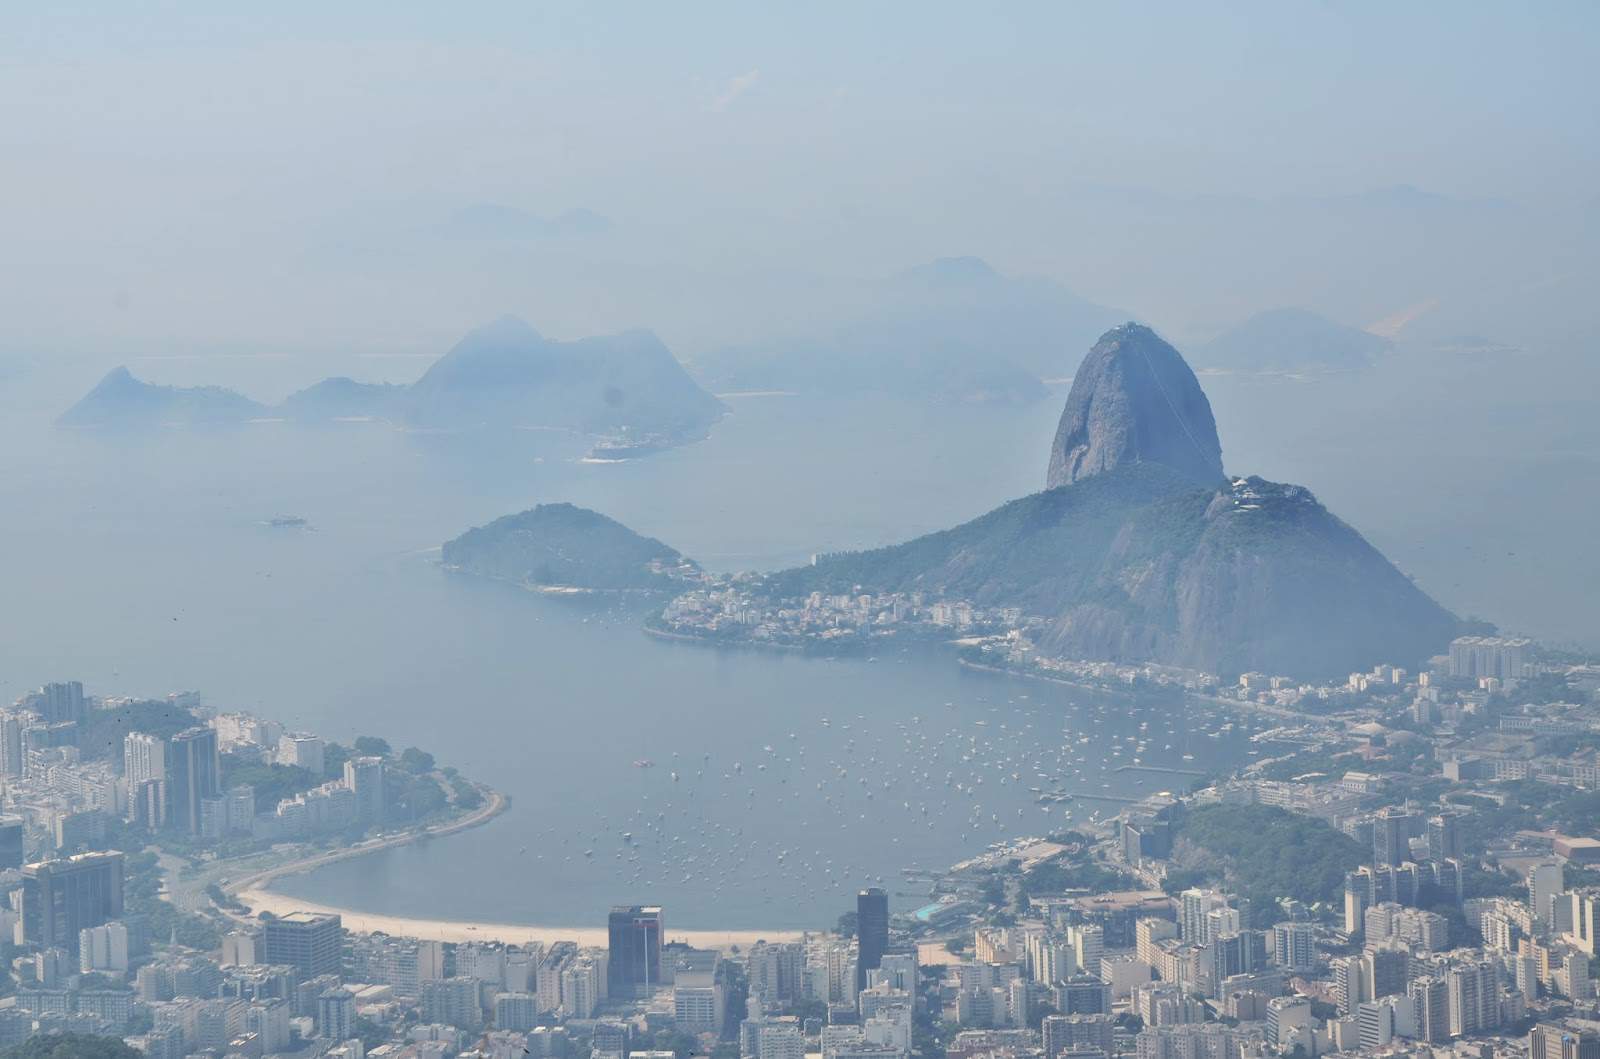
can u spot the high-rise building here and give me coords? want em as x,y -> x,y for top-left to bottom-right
1529,1022 -> 1600,1059
1427,813 -> 1463,861
21,852 -> 125,952
758,1023 -> 804,1059
1208,930 -> 1267,993
0,711 -> 24,777
1342,871 -> 1369,934
246,999 -> 292,1053
125,732 -> 167,791
278,733 -> 325,775
262,912 -> 344,978
1372,807 -> 1419,867
1448,636 -> 1531,680
1068,924 -> 1102,982
1179,889 -> 1229,944
672,949 -> 724,1033
1565,890 -> 1600,956
1270,922 -> 1315,972
496,992 -> 537,1031
1333,955 -> 1365,1016
0,815 -> 24,870
78,920 -> 130,973
607,906 -> 664,997
747,942 -> 806,1005
1530,863 -> 1565,927
1447,959 -> 1499,1037
31,682 -> 87,726
318,988 -> 354,1040
1054,974 -> 1110,1016
343,756 -> 386,824
1410,976 -> 1450,1043
561,953 -> 606,1018
126,731 -> 171,830
168,727 -> 222,834
1041,1014 -> 1113,1058
1264,996 -> 1312,1050
856,888 -> 889,992
1363,945 -> 1408,1001
1356,995 -> 1416,1052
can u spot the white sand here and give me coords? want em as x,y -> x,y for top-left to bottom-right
239,885 -> 806,951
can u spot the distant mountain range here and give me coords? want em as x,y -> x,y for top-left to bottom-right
1198,307 -> 1393,373
442,503 -> 695,591
58,317 -> 726,445
690,256 -> 1128,403
57,367 -> 269,427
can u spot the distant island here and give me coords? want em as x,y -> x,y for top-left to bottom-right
1197,306 -> 1393,373
467,324 -> 1463,680
441,503 -> 699,592
57,316 -> 726,453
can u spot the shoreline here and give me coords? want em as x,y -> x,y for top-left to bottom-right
219,783 -> 805,952
236,886 -> 806,949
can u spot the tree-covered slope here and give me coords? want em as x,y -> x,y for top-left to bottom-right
442,503 -> 695,591
1174,803 -> 1366,915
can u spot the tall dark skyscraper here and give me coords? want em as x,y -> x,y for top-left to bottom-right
0,816 -> 24,870
607,905 -> 663,997
1372,807 -> 1417,868
1427,813 -> 1463,862
21,851 -> 125,952
856,887 -> 888,991
168,727 -> 221,835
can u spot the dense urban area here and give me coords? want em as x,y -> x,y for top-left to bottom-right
0,631 -> 1596,1059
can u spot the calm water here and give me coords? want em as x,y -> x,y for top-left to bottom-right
0,340 -> 1594,928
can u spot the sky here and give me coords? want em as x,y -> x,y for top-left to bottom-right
3,3 -> 1597,359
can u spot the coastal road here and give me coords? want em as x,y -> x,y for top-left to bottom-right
196,783 -> 509,927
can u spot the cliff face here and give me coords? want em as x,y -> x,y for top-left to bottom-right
1046,324 -> 1225,489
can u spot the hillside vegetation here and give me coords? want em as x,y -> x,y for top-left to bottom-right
443,503 -> 693,591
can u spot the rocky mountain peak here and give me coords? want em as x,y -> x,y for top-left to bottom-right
1046,323 -> 1225,490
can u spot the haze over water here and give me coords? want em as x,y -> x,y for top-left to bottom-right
1,339 -> 1596,928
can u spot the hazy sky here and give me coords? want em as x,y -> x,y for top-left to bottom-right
5,3 -> 1597,357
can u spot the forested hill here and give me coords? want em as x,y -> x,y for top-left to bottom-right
442,503 -> 695,591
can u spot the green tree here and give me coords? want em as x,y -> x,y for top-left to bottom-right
0,1034 -> 142,1058
353,736 -> 392,757
399,747 -> 436,773
450,777 -> 484,809
323,742 -> 352,781
352,1016 -> 389,1051
219,756 -> 318,812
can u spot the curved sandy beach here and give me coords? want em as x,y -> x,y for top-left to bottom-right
223,784 -> 805,950
238,885 -> 805,949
